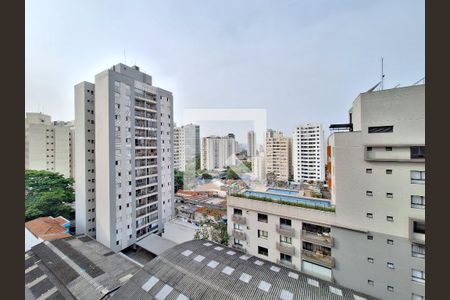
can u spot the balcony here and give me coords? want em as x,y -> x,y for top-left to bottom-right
301,249 -> 334,268
232,244 -> 246,252
302,230 -> 333,247
232,214 -> 246,225
232,230 -> 246,241
276,242 -> 295,256
276,225 -> 295,238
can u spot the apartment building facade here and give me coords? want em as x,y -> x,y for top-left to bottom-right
25,112 -> 74,178
251,152 -> 266,182
265,130 -> 292,182
174,123 -> 200,172
173,125 -> 185,171
292,123 -> 325,182
228,85 -> 425,300
75,63 -> 174,252
201,134 -> 237,170
247,130 -> 256,158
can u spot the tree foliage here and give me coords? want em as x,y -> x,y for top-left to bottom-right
193,219 -> 229,246
174,170 -> 184,193
226,167 -> 240,180
25,170 -> 75,221
243,160 -> 252,171
201,172 -> 213,180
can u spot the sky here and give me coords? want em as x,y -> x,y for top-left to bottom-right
26,0 -> 424,144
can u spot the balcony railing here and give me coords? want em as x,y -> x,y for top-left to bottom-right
232,230 -> 246,241
276,225 -> 295,238
302,230 -> 333,247
232,214 -> 246,225
301,249 -> 334,268
276,242 -> 295,256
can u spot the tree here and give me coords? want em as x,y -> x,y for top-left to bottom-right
25,170 -> 75,221
201,172 -> 213,180
226,167 -> 240,180
195,155 -> 201,171
174,170 -> 184,193
243,160 -> 252,171
193,219 -> 229,246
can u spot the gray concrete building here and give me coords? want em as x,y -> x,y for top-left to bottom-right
247,130 -> 256,158
228,84 -> 425,300
75,63 -> 175,252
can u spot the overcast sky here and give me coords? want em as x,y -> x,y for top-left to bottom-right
26,0 -> 424,144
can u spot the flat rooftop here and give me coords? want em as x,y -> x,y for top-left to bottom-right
25,235 -> 140,300
111,239 -> 376,300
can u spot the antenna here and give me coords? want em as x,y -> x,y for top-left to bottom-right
412,77 -> 425,86
381,57 -> 385,90
123,50 -> 127,64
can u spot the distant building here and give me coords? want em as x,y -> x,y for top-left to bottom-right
252,151 -> 266,182
174,123 -> 200,188
292,123 -> 325,182
265,130 -> 292,182
25,112 -> 74,178
173,125 -> 185,171
201,135 -> 237,170
247,130 -> 256,158
25,216 -> 71,241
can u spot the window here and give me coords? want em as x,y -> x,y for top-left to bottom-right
366,213 -> 373,218
280,218 -> 292,227
387,239 -> 394,245
386,169 -> 393,174
367,257 -> 374,263
385,147 -> 393,151
412,269 -> 425,284
412,243 -> 425,258
367,235 -> 373,240
234,208 -> 242,216
411,195 -> 425,209
234,238 -> 243,246
280,235 -> 292,244
412,293 -> 424,300
368,125 -> 393,133
413,222 -> 425,234
366,191 -> 373,196
258,213 -> 268,223
411,146 -> 425,159
387,262 -> 395,269
366,168 -> 372,174
280,253 -> 292,262
368,280 -> 374,286
386,193 -> 393,198
367,146 -> 372,151
234,223 -> 242,230
411,171 -> 425,184
258,246 -> 268,256
258,230 -> 268,239
387,216 -> 394,222
387,286 -> 394,292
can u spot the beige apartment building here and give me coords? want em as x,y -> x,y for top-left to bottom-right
228,84 -> 425,300
265,130 -> 292,182
25,112 -> 74,178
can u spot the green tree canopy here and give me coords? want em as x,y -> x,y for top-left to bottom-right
25,170 -> 75,221
201,172 -> 213,180
226,167 -> 240,180
174,169 -> 184,192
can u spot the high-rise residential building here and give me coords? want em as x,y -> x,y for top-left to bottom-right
173,124 -> 185,171
75,63 -> 174,252
74,82 -> 96,236
201,134 -> 237,170
251,151 -> 266,182
265,130 -> 292,182
228,84 -> 425,300
247,130 -> 256,158
292,123 -> 325,182
25,112 -> 74,178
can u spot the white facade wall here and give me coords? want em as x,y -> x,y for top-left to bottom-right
201,135 -> 237,170
251,152 -> 266,182
292,123 -> 325,182
173,125 -> 185,171
247,130 -> 256,158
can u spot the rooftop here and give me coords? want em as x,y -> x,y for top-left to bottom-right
25,216 -> 71,241
111,239 -> 375,300
25,235 -> 141,300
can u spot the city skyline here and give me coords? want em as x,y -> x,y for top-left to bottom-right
26,0 -> 424,140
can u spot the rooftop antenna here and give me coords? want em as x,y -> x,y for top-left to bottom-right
380,57 -> 385,90
413,77 -> 425,86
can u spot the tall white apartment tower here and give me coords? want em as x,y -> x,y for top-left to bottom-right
25,112 -> 74,178
292,123 -> 325,182
74,82 -> 96,236
173,125 -> 185,171
173,123 -> 200,173
265,130 -> 292,182
247,130 -> 256,158
75,63 -> 174,252
201,135 -> 237,171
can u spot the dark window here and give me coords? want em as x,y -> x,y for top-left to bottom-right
411,146 -> 425,159
367,147 -> 373,151
368,257 -> 374,263
258,213 -> 268,223
385,147 -> 393,151
366,168 -> 372,174
280,218 -> 292,227
367,235 -> 373,240
234,208 -> 242,216
387,239 -> 394,245
387,286 -> 394,292
387,216 -> 394,222
366,191 -> 373,196
413,222 -> 425,234
280,253 -> 292,262
367,213 -> 373,218
368,126 -> 393,133
368,280 -> 374,286
386,169 -> 393,174
258,246 -> 268,256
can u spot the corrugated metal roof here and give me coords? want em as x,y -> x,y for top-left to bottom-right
111,239 -> 377,300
